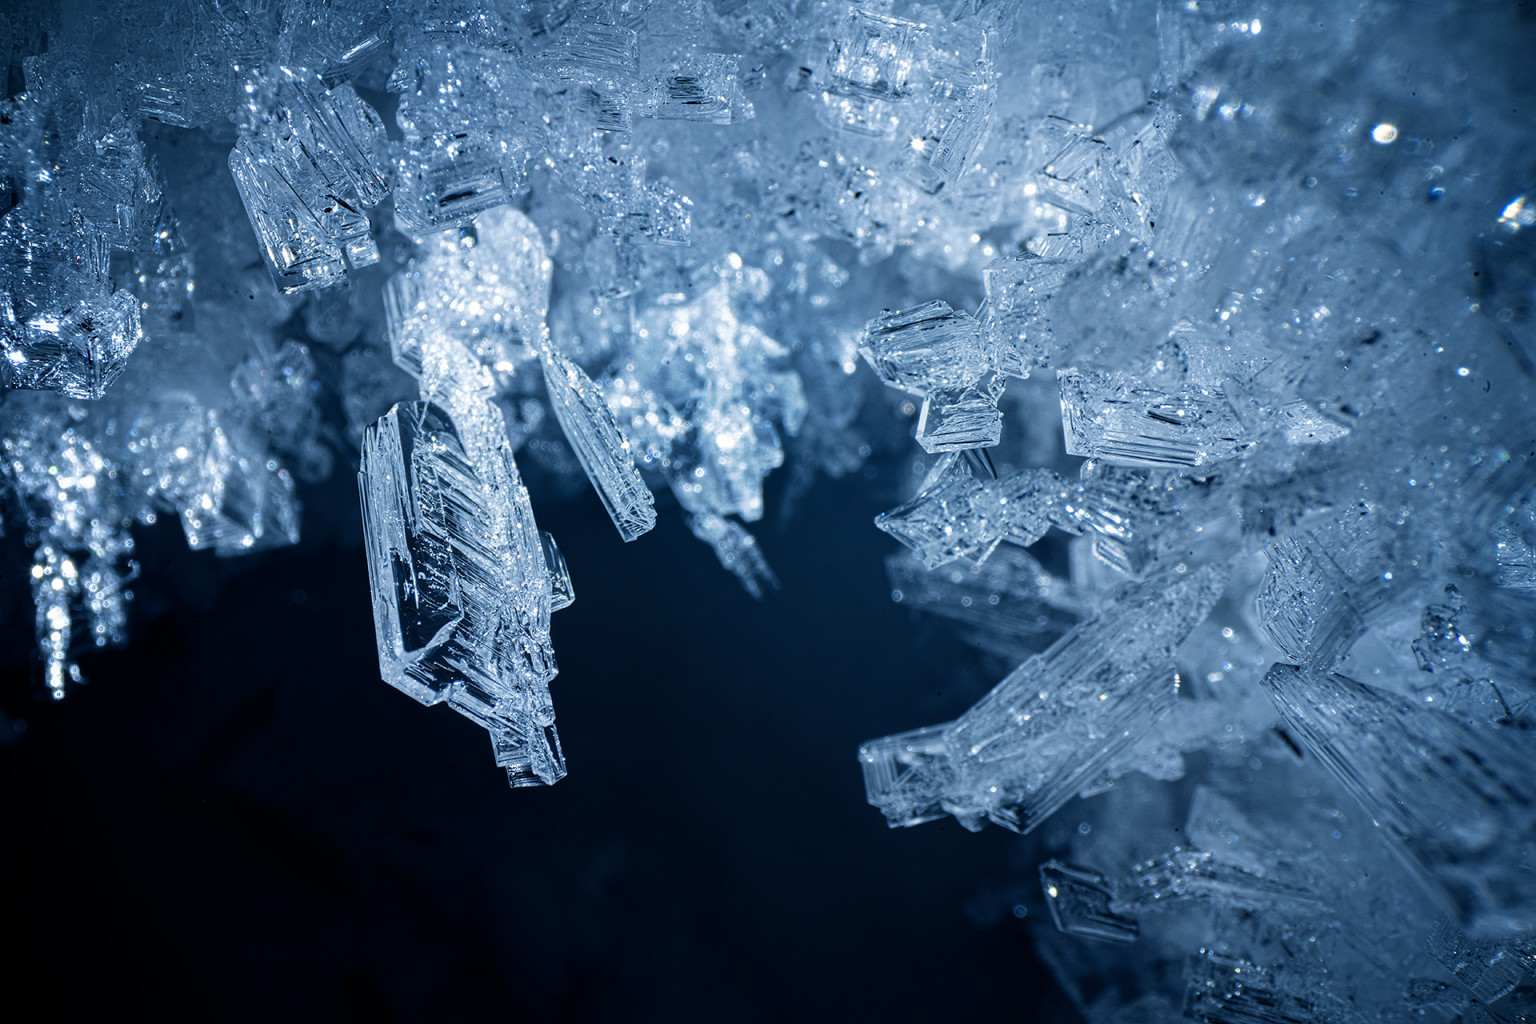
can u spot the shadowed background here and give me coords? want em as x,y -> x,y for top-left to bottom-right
2,458 -> 1074,1021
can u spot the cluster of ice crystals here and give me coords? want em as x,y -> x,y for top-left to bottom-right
2,0 -> 1535,1017
847,0 -> 1536,1019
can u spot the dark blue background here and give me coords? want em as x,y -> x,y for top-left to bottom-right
2,458 -> 1074,1021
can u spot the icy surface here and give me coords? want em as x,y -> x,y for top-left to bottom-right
2,0 -> 1534,1017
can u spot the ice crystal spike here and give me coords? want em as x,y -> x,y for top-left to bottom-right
541,348 -> 656,542
863,565 -> 1224,834
230,67 -> 388,293
1110,847 -> 1322,919
1262,665 -> 1536,934
686,513 -> 778,599
1058,368 -> 1249,469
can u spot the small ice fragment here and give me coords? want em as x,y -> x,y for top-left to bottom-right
540,349 -> 656,543
541,531 -> 575,612
885,545 -> 1078,658
1039,860 -> 1139,942
916,372 -> 1006,453
860,300 -> 994,396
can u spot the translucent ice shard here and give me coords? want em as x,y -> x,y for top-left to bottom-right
0,95 -> 156,399
1262,664 -> 1536,933
877,456 -> 1127,571
359,394 -> 563,787
540,531 -> 575,613
982,253 -> 1074,373
177,415 -> 301,557
230,66 -> 389,293
916,371 -> 1007,453
644,54 -> 747,125
874,454 -> 1006,568
1426,917 -> 1527,1005
385,207 -> 550,376
1110,847 -> 1322,920
1,287 -> 144,400
861,301 -> 994,396
861,565 -> 1224,833
390,37 -> 527,235
1183,954 -> 1317,1024
887,545 -> 1079,659
540,348 -> 657,542
1058,368 -> 1249,469
1254,537 -> 1367,671
827,8 -> 918,105
861,301 -> 1007,452
686,512 -> 779,599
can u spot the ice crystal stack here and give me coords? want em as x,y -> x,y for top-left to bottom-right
3,0 -> 1534,1018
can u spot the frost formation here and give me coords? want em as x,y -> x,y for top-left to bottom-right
2,0 -> 1534,1019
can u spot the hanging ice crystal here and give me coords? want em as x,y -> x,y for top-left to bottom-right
360,390 -> 565,787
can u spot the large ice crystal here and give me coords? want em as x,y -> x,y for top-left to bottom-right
861,565 -> 1224,834
3,0 -> 1534,1018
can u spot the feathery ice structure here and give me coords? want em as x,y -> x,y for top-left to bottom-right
2,0 -> 1535,1018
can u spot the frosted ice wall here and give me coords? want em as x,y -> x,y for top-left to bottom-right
1,0 -> 1533,1019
